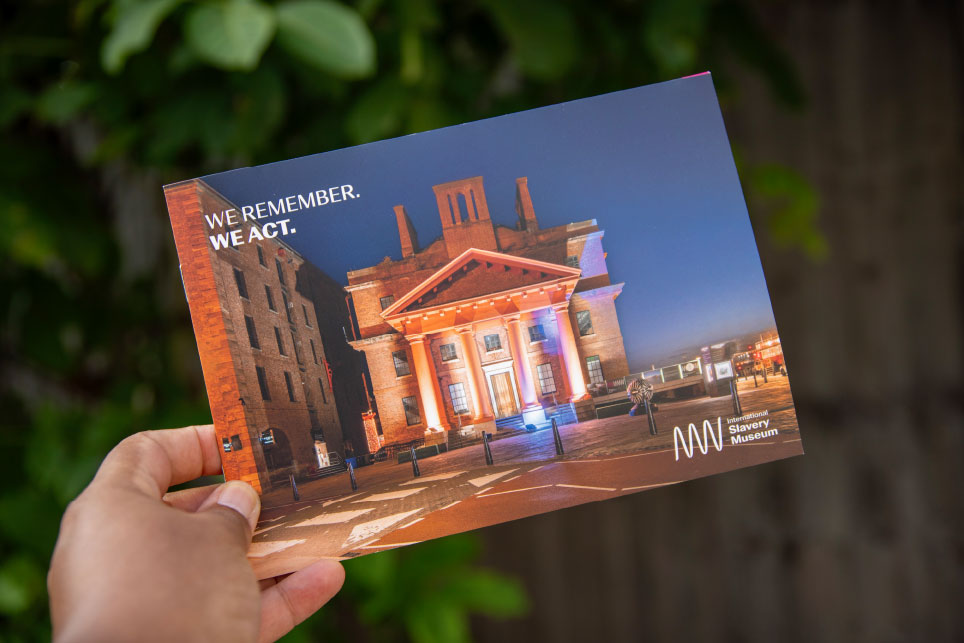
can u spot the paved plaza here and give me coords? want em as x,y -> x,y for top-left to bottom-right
249,376 -> 802,579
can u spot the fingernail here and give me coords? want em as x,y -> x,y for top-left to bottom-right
217,481 -> 260,531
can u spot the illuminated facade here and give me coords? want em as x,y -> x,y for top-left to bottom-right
165,180 -> 369,493
347,176 -> 629,445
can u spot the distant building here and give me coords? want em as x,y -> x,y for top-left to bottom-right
347,176 -> 629,446
165,180 -> 368,493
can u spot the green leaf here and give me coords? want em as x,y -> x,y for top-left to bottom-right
406,603 -> 471,643
275,0 -> 375,78
482,0 -> 578,80
184,0 -> 277,71
35,81 -> 96,124
747,163 -> 826,260
101,0 -> 183,74
0,557 -> 44,615
441,570 -> 529,617
345,78 -> 408,144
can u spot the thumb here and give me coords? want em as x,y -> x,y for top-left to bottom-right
196,480 -> 262,538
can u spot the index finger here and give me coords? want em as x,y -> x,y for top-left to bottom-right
94,424 -> 225,498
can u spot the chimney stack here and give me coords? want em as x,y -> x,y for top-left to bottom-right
515,177 -> 538,231
394,205 -> 419,258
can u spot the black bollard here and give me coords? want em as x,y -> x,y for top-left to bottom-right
289,472 -> 300,501
753,371 -> 758,388
348,461 -> 358,491
762,367 -> 768,384
482,431 -> 494,466
730,380 -> 743,416
410,445 -> 421,478
551,418 -> 565,455
644,398 -> 658,435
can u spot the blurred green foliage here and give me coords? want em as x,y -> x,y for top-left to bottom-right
0,0 -> 818,640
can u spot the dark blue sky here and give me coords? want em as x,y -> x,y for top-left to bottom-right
203,73 -> 777,370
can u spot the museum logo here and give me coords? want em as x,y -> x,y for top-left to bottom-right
673,418 -> 724,461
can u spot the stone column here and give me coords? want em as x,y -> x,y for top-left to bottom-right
408,335 -> 448,432
457,326 -> 493,420
504,315 -> 546,424
553,303 -> 589,401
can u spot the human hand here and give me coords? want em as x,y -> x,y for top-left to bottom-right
48,425 -> 344,642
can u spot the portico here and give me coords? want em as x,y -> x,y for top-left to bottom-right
380,247 -> 590,435
346,175 -> 629,447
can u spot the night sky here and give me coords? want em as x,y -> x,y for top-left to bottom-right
202,73 -> 777,371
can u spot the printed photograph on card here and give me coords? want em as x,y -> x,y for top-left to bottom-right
163,73 -> 804,579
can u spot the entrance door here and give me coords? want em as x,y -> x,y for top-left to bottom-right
489,371 -> 519,418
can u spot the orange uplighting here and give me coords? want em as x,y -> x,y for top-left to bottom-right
408,335 -> 447,431
554,304 -> 589,400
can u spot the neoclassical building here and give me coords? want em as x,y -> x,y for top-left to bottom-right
347,176 -> 628,445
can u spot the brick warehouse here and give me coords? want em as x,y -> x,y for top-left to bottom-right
347,176 -> 629,447
165,179 -> 369,494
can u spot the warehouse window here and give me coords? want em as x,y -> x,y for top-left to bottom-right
318,378 -> 328,404
576,310 -> 594,336
233,268 -> 248,299
402,396 -> 421,425
244,315 -> 260,349
264,285 -> 276,311
303,304 -> 311,327
586,355 -> 604,386
379,295 -> 395,310
565,255 -> 580,269
284,371 -> 296,402
392,350 -> 411,377
310,339 -> 318,364
275,258 -> 286,286
257,245 -> 266,267
256,366 -> 271,401
274,327 -> 286,355
282,291 -> 293,323
291,330 -> 303,365
537,363 -> 556,394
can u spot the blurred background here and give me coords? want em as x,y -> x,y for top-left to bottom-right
0,0 -> 961,641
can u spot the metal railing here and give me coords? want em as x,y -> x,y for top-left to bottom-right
589,358 -> 703,397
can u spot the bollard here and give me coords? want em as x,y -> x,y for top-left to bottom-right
762,367 -> 768,384
753,372 -> 758,388
410,445 -> 421,478
482,431 -> 494,466
348,461 -> 358,491
289,472 -> 300,501
730,380 -> 743,416
551,418 -> 565,456
644,398 -> 658,436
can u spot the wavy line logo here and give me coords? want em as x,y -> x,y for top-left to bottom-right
673,417 -> 724,461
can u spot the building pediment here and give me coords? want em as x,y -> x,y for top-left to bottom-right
381,248 -> 580,319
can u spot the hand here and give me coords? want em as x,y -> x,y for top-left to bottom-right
48,425 -> 344,642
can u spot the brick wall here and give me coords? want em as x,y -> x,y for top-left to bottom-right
570,292 -> 630,383
164,180 -> 266,492
295,261 -> 371,455
354,335 -> 425,444
164,179 -> 358,501
520,309 -> 573,405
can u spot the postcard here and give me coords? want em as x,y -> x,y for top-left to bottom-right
163,72 -> 803,579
